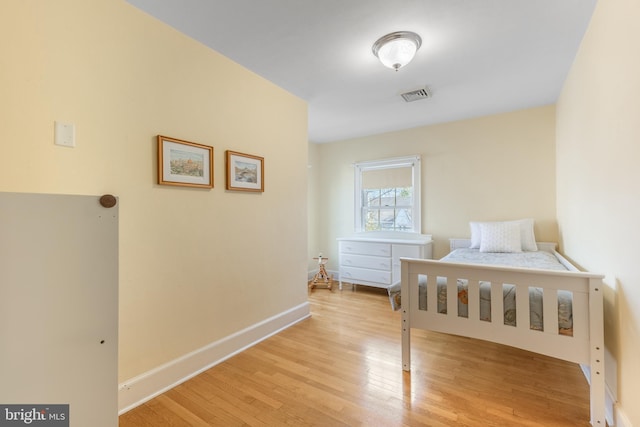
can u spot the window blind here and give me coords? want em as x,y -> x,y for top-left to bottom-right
361,166 -> 412,189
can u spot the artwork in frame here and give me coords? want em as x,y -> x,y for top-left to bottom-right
225,150 -> 264,192
157,135 -> 213,189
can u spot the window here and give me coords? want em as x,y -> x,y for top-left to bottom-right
354,155 -> 421,233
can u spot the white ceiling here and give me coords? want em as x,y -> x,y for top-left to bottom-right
126,0 -> 597,143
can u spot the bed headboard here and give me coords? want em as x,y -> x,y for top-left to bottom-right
449,238 -> 558,253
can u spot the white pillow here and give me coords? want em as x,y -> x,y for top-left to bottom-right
469,219 -> 538,251
469,222 -> 482,248
479,221 -> 522,253
514,218 -> 538,252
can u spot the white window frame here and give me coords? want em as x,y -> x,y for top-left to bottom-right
354,155 -> 421,233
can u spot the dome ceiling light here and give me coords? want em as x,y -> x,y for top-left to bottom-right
372,31 -> 422,71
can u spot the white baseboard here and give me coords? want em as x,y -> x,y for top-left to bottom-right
118,301 -> 311,415
614,404 -> 632,427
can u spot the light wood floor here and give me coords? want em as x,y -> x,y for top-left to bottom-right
119,284 -> 591,426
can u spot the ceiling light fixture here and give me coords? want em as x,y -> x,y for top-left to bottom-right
372,31 -> 422,71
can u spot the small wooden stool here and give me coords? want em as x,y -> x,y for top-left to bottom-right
308,255 -> 333,291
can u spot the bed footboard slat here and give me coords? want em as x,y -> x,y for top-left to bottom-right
515,283 -> 529,330
542,287 -> 559,334
490,282 -> 503,327
572,291 -> 589,341
446,276 -> 457,318
467,280 -> 480,321
426,273 -> 438,313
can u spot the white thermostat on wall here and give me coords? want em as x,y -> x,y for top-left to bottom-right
54,121 -> 75,148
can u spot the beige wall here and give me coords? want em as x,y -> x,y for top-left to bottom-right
307,142 -> 322,274
0,0 -> 308,383
313,105 -> 557,268
557,0 -> 640,424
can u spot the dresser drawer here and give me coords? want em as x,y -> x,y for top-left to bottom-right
339,241 -> 391,257
340,266 -> 391,285
340,253 -> 391,271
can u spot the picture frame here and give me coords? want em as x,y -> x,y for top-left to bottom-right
157,135 -> 213,189
225,150 -> 264,192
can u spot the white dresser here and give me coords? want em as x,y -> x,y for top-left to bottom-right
337,233 -> 432,290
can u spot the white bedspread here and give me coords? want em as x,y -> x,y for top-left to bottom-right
440,248 -> 568,271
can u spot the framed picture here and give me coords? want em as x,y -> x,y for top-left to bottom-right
225,150 -> 264,192
157,135 -> 213,189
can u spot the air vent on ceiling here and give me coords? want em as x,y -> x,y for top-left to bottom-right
401,87 -> 432,103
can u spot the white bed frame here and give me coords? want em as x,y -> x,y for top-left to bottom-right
400,240 -> 605,426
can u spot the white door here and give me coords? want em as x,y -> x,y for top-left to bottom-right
0,192 -> 118,427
